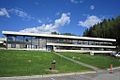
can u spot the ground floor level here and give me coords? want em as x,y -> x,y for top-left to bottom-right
6,43 -> 116,55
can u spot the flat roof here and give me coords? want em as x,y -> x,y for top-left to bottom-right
2,31 -> 116,42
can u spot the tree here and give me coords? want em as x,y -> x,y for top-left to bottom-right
83,15 -> 120,50
51,32 -> 59,35
61,33 -> 76,36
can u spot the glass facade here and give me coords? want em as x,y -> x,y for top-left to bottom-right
46,37 -> 115,46
6,35 -> 116,51
6,35 -> 47,50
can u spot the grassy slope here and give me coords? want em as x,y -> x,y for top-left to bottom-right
0,50 -> 90,77
61,52 -> 120,69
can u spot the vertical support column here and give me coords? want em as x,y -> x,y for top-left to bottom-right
37,37 -> 39,49
14,36 -> 16,48
38,38 -> 40,49
6,35 -> 8,49
23,36 -> 24,48
77,40 -> 79,44
31,37 -> 32,49
46,38 -> 47,51
23,36 -> 25,49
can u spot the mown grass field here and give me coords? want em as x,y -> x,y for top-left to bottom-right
0,50 -> 90,77
60,52 -> 120,69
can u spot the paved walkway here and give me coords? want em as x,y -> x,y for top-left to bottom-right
0,71 -> 96,80
54,52 -> 99,71
0,69 -> 120,80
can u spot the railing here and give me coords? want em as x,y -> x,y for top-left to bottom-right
47,43 -> 116,49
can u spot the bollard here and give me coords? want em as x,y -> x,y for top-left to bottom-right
51,63 -> 55,70
109,64 -> 113,73
51,60 -> 56,70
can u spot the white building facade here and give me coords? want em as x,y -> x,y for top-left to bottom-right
2,31 -> 116,54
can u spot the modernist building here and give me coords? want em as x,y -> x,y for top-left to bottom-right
2,31 -> 116,53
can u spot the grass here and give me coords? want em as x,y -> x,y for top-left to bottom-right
0,50 -> 90,77
60,52 -> 120,69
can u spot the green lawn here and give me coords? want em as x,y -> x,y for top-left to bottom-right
0,50 -> 90,77
60,52 -> 120,69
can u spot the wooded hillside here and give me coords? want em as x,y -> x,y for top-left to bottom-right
83,16 -> 120,50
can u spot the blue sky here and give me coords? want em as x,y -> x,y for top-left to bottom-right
0,0 -> 120,37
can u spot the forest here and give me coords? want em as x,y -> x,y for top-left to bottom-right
83,16 -> 120,50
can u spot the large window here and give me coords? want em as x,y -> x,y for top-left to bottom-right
24,36 -> 31,44
16,36 -> 24,42
38,38 -> 47,49
7,35 -> 16,42
32,37 -> 39,49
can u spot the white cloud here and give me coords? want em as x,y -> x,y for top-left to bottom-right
54,13 -> 70,27
20,13 -> 71,34
79,0 -> 83,3
0,8 -> 10,18
9,8 -> 42,23
9,8 -> 34,20
38,19 -> 42,23
46,17 -> 52,23
0,8 -> 42,24
90,5 -> 95,10
78,15 -> 102,28
70,0 -> 83,4
70,0 -> 78,4
20,24 -> 55,34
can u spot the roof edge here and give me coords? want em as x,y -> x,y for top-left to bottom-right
2,31 -> 116,42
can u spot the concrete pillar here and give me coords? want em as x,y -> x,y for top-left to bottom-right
6,35 -> 8,49
31,37 -> 32,49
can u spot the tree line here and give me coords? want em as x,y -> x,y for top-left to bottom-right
51,32 -> 77,36
83,16 -> 120,50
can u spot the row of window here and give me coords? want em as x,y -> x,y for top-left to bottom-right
55,46 -> 115,51
7,35 -> 116,46
8,43 -> 46,49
